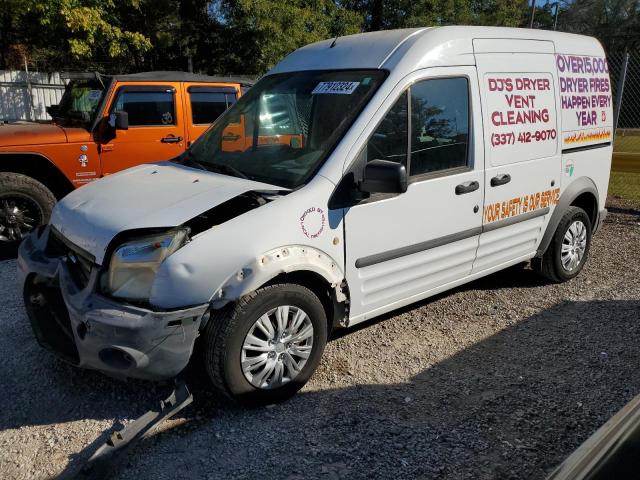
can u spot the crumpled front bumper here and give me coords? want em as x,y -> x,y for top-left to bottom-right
17,226 -> 209,381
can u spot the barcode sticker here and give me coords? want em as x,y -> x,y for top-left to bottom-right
312,81 -> 360,95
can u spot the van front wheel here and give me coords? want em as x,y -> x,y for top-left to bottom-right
534,206 -> 592,283
202,283 -> 328,406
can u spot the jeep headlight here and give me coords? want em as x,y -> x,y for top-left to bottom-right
106,229 -> 189,300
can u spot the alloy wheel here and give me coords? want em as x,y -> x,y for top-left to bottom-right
0,196 -> 42,243
241,305 -> 314,389
561,220 -> 587,272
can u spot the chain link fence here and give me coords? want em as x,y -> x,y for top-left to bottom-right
608,50 -> 640,202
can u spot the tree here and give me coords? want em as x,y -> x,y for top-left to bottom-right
342,0 -> 526,31
218,0 -> 363,74
0,0 -> 151,71
474,0 -> 529,27
560,0 -> 640,50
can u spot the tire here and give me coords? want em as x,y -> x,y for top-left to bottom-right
534,206 -> 592,283
0,173 -> 55,253
202,283 -> 328,406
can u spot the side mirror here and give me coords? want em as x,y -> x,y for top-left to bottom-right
109,111 -> 129,130
359,159 -> 408,194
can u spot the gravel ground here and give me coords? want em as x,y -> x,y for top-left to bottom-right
1,203 -> 639,480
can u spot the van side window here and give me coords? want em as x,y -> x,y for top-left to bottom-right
409,78 -> 469,176
189,87 -> 237,124
113,88 -> 175,126
366,91 -> 408,165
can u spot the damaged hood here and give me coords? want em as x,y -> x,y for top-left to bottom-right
51,162 -> 281,264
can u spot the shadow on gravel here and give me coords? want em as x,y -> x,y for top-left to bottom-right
13,299 -> 638,480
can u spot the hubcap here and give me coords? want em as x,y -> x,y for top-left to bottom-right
561,220 -> 587,272
241,305 -> 314,389
0,196 -> 42,243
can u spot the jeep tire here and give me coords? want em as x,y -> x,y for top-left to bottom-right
0,173 -> 56,253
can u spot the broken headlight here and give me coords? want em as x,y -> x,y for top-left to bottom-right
105,229 -> 189,301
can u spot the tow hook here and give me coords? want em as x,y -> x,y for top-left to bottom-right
73,380 -> 193,479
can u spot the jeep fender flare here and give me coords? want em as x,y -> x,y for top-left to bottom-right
210,245 -> 346,308
536,176 -> 599,257
0,151 -> 75,198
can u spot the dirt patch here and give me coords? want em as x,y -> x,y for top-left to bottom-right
1,206 -> 639,479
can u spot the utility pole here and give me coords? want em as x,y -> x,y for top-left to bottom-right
529,0 -> 536,28
553,1 -> 560,30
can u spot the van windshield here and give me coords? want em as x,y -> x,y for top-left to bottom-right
184,70 -> 386,188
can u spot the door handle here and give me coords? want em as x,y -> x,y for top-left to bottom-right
455,180 -> 480,195
161,135 -> 183,144
490,173 -> 511,187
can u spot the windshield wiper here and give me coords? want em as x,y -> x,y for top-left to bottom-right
177,151 -> 208,171
178,151 -> 249,180
208,163 -> 250,180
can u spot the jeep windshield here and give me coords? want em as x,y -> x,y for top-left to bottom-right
53,80 -> 105,126
183,70 -> 386,189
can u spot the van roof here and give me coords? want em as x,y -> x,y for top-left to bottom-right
269,26 -> 605,74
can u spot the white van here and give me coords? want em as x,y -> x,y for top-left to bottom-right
18,27 -> 613,405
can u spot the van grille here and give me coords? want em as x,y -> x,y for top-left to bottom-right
46,229 -> 95,289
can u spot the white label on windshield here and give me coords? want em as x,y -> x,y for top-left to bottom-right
312,81 -> 360,95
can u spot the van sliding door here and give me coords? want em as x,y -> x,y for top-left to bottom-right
472,39 -> 562,273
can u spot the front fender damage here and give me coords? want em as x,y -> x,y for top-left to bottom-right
210,245 -> 347,308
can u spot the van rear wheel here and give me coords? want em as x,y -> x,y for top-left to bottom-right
202,283 -> 328,406
534,206 -> 592,283
0,173 -> 55,254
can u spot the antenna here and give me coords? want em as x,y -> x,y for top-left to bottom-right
330,36 -> 339,48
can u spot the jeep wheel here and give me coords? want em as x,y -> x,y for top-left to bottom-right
534,206 -> 592,283
0,173 -> 55,252
202,283 -> 328,406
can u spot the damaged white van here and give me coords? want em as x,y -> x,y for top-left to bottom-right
18,27 -> 613,405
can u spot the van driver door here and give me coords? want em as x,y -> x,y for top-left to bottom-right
342,67 -> 485,323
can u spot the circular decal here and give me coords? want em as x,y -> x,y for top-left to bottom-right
161,112 -> 173,125
300,207 -> 325,239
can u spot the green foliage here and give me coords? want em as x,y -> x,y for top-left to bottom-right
560,0 -> 640,50
0,0 -> 636,75
343,0 -> 527,30
219,0 -> 362,73
474,0 -> 529,27
0,0 -> 152,70
34,0 -> 151,60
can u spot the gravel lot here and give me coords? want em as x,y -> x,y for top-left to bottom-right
1,202 -> 639,480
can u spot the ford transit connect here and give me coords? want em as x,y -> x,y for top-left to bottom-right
18,27 -> 613,405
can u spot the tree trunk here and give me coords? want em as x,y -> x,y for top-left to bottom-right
370,0 -> 384,31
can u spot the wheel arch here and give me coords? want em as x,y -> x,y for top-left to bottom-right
536,177 -> 599,257
210,245 -> 349,332
0,153 -> 75,199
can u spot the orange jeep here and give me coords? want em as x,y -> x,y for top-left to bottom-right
0,71 -> 253,250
